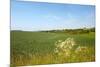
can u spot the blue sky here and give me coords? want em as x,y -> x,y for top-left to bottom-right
11,0 -> 95,31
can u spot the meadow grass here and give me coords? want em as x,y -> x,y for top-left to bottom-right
11,31 -> 95,66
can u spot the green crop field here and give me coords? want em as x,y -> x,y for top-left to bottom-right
11,30 -> 95,66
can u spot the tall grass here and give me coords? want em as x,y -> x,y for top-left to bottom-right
11,31 -> 95,66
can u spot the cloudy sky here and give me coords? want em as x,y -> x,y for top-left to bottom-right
11,0 -> 95,31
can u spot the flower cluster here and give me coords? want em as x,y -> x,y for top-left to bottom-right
75,46 -> 88,53
54,37 -> 76,57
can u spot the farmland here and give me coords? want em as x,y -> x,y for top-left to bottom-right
10,29 -> 95,66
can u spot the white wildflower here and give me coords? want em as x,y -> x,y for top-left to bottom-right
60,41 -> 66,48
54,37 -> 76,57
58,40 -> 62,43
75,46 -> 87,53
54,48 -> 59,53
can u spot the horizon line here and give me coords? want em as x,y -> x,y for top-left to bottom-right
11,27 -> 95,32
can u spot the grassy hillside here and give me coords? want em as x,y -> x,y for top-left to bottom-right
11,30 -> 95,66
